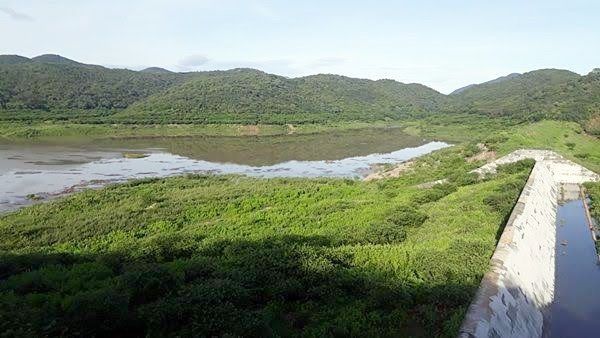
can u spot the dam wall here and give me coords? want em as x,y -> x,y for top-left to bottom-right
459,150 -> 598,337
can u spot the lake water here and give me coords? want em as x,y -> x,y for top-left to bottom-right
0,128 -> 449,212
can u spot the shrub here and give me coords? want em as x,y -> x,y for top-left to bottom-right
412,183 -> 457,204
484,178 -> 527,214
461,143 -> 480,158
62,288 -> 131,336
447,172 -> 479,186
386,205 -> 428,227
364,221 -> 407,244
117,264 -> 182,305
496,159 -> 535,175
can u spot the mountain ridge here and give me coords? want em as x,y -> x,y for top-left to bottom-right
0,54 -> 597,132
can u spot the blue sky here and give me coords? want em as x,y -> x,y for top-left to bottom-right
1,0 -> 599,93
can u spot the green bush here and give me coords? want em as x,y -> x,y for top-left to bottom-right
386,205 -> 428,227
412,183 -> 458,204
496,159 -> 535,175
364,221 -> 407,244
447,172 -> 479,186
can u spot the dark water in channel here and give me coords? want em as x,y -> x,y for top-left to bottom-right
0,128 -> 449,212
548,186 -> 600,337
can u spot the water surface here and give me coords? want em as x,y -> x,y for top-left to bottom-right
548,184 -> 600,337
0,128 -> 449,212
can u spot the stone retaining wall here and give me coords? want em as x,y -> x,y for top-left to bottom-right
458,150 -> 598,338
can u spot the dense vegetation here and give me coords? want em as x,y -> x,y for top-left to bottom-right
448,69 -> 600,131
0,143 -> 534,337
1,54 -> 598,130
586,181 -> 600,229
0,55 -> 187,118
584,182 -> 600,252
0,53 -> 597,337
119,71 -> 446,124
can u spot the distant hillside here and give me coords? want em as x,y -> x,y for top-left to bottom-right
445,69 -> 600,132
447,69 -> 591,119
140,67 -> 174,74
0,57 -> 188,115
0,54 -> 598,130
31,54 -> 82,66
119,69 -> 446,123
0,55 -> 30,65
450,73 -> 520,95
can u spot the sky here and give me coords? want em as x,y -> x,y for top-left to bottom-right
1,0 -> 599,93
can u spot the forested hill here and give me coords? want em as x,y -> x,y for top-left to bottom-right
0,55 -> 188,114
119,70 -> 447,124
0,54 -> 598,131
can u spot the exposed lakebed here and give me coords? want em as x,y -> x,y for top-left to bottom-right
0,128 -> 449,212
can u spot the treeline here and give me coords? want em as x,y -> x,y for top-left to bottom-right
0,54 -> 598,132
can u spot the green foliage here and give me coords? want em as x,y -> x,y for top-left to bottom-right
412,183 -> 458,204
386,205 -> 428,227
0,147 -> 533,337
496,159 -> 536,175
1,55 -> 598,127
448,69 -> 599,124
585,182 -> 600,225
0,60 -> 187,113
483,160 -> 534,214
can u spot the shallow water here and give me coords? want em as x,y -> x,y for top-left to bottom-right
0,128 -> 449,212
548,185 -> 600,337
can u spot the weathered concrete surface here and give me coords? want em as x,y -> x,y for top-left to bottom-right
458,150 -> 598,338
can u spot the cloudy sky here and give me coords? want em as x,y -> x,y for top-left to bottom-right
1,0 -> 599,93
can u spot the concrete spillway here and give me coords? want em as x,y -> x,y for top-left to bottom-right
547,184 -> 600,337
458,150 -> 599,338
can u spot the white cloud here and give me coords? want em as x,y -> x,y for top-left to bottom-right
178,54 -> 210,70
0,7 -> 33,21
307,57 -> 346,69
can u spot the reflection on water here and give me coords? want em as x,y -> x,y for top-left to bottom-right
0,128 -> 449,212
548,184 -> 600,337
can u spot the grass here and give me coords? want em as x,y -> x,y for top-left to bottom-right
0,115 -> 596,336
405,118 -> 600,173
0,144 -> 533,337
584,182 -> 600,252
0,120 -> 408,140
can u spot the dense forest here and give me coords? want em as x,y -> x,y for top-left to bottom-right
0,54 -> 598,132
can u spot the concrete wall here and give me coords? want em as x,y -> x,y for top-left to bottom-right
459,150 -> 598,338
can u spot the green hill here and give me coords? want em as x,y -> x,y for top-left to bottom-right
0,58 -> 188,118
448,69 -> 580,117
0,54 -> 598,129
0,55 -> 31,65
140,67 -> 174,74
447,69 -> 600,127
119,69 -> 446,124
31,54 -> 83,66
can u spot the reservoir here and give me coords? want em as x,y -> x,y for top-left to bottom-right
0,128 -> 449,212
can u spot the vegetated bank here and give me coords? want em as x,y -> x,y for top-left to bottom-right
1,54 -> 599,135
1,54 -> 599,336
584,181 -> 600,252
0,143 -> 534,337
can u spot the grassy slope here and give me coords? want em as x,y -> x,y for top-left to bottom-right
404,118 -> 600,173
0,121 -> 414,139
586,182 -> 600,225
0,145 -> 532,337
